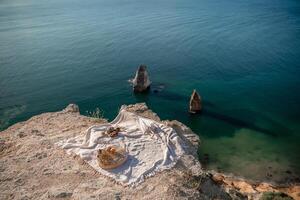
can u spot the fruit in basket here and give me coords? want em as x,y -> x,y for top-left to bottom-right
97,145 -> 128,169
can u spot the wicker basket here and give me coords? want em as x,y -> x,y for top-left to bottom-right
97,145 -> 128,170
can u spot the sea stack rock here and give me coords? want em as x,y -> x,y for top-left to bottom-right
132,65 -> 151,92
189,89 -> 202,113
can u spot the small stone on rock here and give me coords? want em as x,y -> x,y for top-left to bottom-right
17,132 -> 26,138
63,104 -> 79,113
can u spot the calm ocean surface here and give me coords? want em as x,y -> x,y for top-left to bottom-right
1,0 -> 300,183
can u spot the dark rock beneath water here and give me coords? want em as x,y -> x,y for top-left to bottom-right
260,192 -> 293,200
189,89 -> 202,113
152,84 -> 165,93
203,153 -> 209,161
285,170 -> 292,174
132,65 -> 151,92
266,172 -> 273,178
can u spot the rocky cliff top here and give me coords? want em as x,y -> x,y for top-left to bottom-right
0,103 -> 299,200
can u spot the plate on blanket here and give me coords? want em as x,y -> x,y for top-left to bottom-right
97,145 -> 128,170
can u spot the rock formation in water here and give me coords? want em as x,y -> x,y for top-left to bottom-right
132,65 -> 151,92
189,89 -> 202,113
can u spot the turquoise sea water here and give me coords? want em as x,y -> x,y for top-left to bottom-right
1,0 -> 300,183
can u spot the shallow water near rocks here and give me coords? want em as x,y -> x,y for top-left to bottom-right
1,0 -> 300,183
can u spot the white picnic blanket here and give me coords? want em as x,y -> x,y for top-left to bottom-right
56,106 -> 186,186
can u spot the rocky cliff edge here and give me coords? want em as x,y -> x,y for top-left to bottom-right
0,103 -> 299,200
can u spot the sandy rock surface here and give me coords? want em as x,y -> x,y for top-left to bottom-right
0,103 -> 298,200
211,172 -> 300,200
